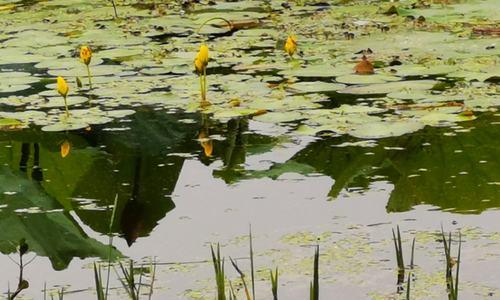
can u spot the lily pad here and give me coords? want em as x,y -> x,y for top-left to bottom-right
335,74 -> 401,85
338,80 -> 438,95
349,119 -> 425,139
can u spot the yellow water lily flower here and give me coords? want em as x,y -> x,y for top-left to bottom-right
79,46 -> 93,88
57,76 -> 69,97
60,140 -> 71,158
80,45 -> 92,65
194,44 -> 209,102
194,54 -> 204,74
198,44 -> 209,67
56,76 -> 70,117
284,35 -> 297,57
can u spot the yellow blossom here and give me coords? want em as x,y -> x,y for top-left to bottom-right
80,46 -> 92,65
194,54 -> 204,74
284,35 -> 297,57
57,76 -> 69,98
198,44 -> 209,67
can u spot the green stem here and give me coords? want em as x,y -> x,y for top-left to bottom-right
199,74 -> 204,101
86,65 -> 93,89
110,0 -> 118,18
203,67 -> 207,101
196,17 -> 233,34
63,95 -> 69,118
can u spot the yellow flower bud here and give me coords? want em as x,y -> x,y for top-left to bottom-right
57,76 -> 69,98
194,54 -> 204,74
80,46 -> 92,65
284,35 -> 297,57
198,44 -> 209,67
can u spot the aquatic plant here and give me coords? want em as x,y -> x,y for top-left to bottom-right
392,226 -> 405,288
270,267 -> 279,300
194,44 -> 209,103
93,263 -> 105,300
249,225 -> 255,300
441,228 -> 461,300
229,257 -> 251,300
7,239 -> 30,300
210,243 -> 226,300
284,35 -> 297,57
56,76 -> 70,118
116,259 -> 141,300
110,0 -> 118,18
406,271 -> 411,300
79,46 -> 93,89
309,245 -> 319,300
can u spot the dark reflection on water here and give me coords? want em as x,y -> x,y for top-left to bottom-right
0,108 -> 499,270
271,112 -> 499,213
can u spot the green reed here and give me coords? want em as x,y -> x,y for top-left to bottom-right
441,228 -> 461,300
406,271 -> 411,300
270,267 -> 279,300
116,259 -> 142,300
249,225 -> 255,300
211,243 -> 226,300
309,245 -> 319,300
93,263 -> 105,300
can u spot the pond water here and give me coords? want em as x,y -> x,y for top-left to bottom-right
0,0 -> 499,299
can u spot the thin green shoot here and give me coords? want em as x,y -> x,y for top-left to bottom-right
392,225 -> 405,288
229,257 -> 251,300
93,263 -> 105,300
410,237 -> 416,269
210,243 -> 226,300
115,259 -> 138,300
406,271 -> 411,300
270,267 -> 279,300
110,0 -> 118,18
105,194 -> 119,299
310,245 -> 319,300
441,228 -> 461,300
148,257 -> 157,300
228,280 -> 237,300
249,224 -> 255,300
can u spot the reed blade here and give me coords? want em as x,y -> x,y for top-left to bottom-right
249,225 -> 255,300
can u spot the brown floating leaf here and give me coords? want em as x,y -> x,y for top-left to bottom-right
355,55 -> 374,75
472,27 -> 500,36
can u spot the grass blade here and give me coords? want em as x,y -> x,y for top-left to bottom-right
310,245 -> 319,300
94,263 -> 105,300
406,271 -> 411,300
249,224 -> 255,300
270,267 -> 279,300
229,257 -> 251,300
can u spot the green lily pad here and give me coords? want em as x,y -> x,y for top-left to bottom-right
338,80 -> 438,95
388,64 -> 458,77
349,119 -> 425,139
335,74 -> 401,85
288,81 -> 346,93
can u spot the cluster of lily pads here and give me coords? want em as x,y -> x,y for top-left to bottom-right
0,0 -> 498,139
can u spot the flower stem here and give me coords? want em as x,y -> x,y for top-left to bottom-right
199,74 -> 204,101
110,0 -> 118,18
203,67 -> 207,101
63,95 -> 70,118
86,64 -> 93,89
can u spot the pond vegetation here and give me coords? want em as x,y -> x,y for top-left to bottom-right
0,0 -> 499,299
